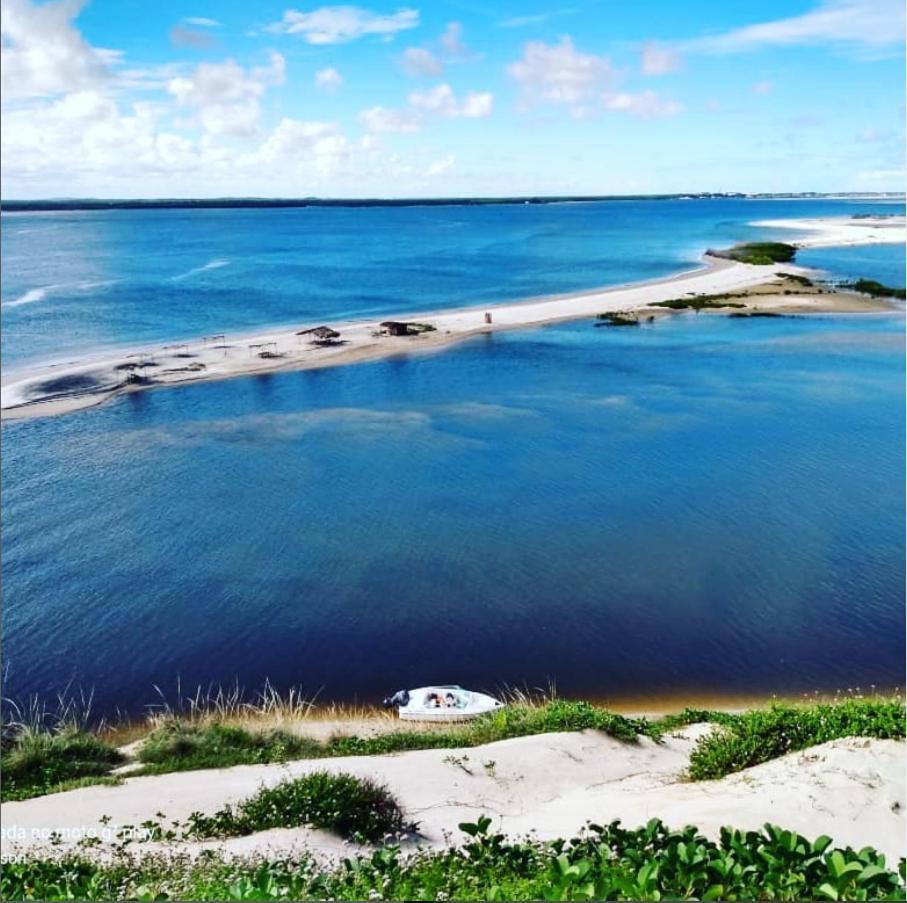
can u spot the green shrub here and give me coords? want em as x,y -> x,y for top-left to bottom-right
727,242 -> 798,265
1,730 -> 124,802
3,818 -> 903,900
138,722 -> 320,772
649,293 -> 747,310
184,771 -> 408,842
849,279 -> 906,300
687,699 -> 905,781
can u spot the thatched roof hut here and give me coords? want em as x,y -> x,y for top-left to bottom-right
298,325 -> 342,344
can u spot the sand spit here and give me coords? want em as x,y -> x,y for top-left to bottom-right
752,214 -> 906,248
2,726 -> 903,864
3,215 -> 903,422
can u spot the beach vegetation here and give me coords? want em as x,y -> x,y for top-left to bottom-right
846,279 -> 906,300
670,698 -> 905,781
596,311 -> 640,326
709,242 -> 798,265
135,699 -> 646,775
777,272 -> 813,286
182,771 -> 408,843
4,818 -> 903,900
0,729 -> 124,802
649,293 -> 747,311
137,721 -> 320,773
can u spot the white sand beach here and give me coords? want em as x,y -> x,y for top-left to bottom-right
2,725 -> 903,864
2,215 -> 903,422
751,214 -> 906,247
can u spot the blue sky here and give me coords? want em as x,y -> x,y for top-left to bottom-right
1,0 -> 904,197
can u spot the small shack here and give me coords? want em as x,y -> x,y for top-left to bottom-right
297,326 -> 342,345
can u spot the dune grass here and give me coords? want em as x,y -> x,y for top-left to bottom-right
1,730 -> 125,802
134,699 -> 647,777
649,293 -> 748,311
4,817 -> 903,901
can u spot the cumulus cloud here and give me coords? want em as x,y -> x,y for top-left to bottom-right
184,16 -> 220,27
358,104 -> 421,133
1,0 -> 117,99
2,90 -> 198,178
507,37 -> 615,109
682,0 -> 905,53
602,90 -> 683,117
167,52 -> 285,136
399,46 -> 442,77
266,5 -> 418,44
315,66 -> 343,92
408,83 -> 492,118
640,41 -> 682,75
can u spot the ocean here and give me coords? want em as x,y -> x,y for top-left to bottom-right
1,198 -> 904,716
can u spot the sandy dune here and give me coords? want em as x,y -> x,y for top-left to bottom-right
3,726 -> 903,864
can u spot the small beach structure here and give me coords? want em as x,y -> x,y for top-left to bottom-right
383,685 -> 504,722
297,325 -> 342,345
249,341 -> 281,358
378,321 -> 437,337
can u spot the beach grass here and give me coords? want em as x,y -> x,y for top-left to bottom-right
135,699 -> 647,775
0,729 -> 125,802
4,817 -> 903,901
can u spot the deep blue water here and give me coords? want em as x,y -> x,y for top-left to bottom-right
1,201 -> 904,716
2,198 -> 903,369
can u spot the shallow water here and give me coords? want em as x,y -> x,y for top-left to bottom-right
3,305 -> 903,714
2,197 -> 902,368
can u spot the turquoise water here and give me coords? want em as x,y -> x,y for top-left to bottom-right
2,198 -> 902,368
1,201 -> 904,715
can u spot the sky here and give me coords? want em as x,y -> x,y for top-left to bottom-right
1,0 -> 905,198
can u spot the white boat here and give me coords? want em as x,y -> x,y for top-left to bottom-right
383,685 -> 504,722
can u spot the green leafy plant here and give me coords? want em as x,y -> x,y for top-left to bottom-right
183,771 -> 409,842
5,819 -> 903,900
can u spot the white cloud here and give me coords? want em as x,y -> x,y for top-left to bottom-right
602,90 -> 683,117
408,83 -> 492,118
507,37 -> 615,109
751,80 -> 774,95
640,41 -> 682,75
266,5 -> 418,44
252,118 -> 350,173
167,52 -> 285,136
2,90 -> 199,178
1,0 -> 116,99
399,46 -> 442,77
315,66 -> 343,92
184,16 -> 221,27
498,9 -> 576,28
425,153 -> 455,176
683,0 -> 905,53
359,104 -> 421,133
439,21 -> 468,58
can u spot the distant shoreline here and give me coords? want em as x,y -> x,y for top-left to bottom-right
2,214 -> 903,422
2,192 -> 904,213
